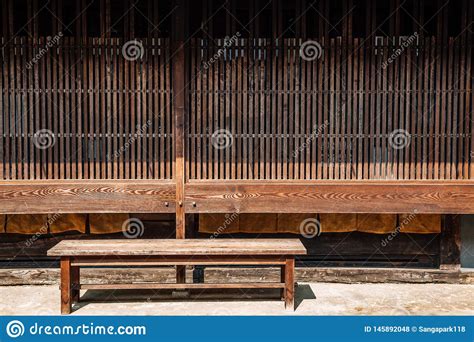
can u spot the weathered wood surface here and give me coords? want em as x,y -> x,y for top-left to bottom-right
71,255 -> 288,266
80,282 -> 286,290
185,180 -> 474,213
60,257 -> 72,314
0,180 -> 175,214
0,37 -> 174,180
48,239 -> 307,256
284,257 -> 295,309
2,179 -> 474,214
2,267 -> 473,286
1,231 -> 439,268
440,215 -> 461,270
0,0 -> 473,216
187,0 -> 473,182
172,0 -> 187,284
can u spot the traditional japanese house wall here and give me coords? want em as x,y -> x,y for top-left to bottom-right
0,0 -> 472,272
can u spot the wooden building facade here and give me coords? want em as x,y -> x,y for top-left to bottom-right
0,0 -> 473,276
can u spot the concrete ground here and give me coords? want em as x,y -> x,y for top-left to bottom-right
1,283 -> 473,315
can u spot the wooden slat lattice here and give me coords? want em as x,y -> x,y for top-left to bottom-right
187,36 -> 473,180
1,37 -> 173,179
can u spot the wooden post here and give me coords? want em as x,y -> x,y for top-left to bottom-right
60,257 -> 72,314
284,257 -> 295,310
440,214 -> 461,270
172,0 -> 187,283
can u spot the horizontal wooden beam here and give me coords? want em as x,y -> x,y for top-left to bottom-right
3,179 -> 474,214
185,180 -> 474,214
71,255 -> 288,266
0,180 -> 176,214
80,282 -> 285,290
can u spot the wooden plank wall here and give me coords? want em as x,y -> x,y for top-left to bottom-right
187,0 -> 474,180
0,0 -> 173,180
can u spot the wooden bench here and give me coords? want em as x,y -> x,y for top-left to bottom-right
47,239 -> 307,314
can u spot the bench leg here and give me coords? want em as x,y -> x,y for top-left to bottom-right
284,257 -> 295,311
280,264 -> 286,300
71,266 -> 80,303
60,257 -> 72,315
176,265 -> 186,283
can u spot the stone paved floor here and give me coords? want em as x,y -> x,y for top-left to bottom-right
1,283 -> 473,315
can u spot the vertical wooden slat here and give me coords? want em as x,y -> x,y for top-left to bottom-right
201,39 -> 208,179
467,0 -> 473,179
237,38 -> 243,179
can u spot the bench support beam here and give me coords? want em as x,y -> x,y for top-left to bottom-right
58,255 -> 298,314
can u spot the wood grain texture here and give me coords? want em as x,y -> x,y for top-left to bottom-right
47,239 -> 307,256
2,267 -> 473,286
440,215 -> 461,270
71,255 -> 288,266
0,180 -> 175,214
284,257 -> 295,310
185,180 -> 474,214
80,282 -> 286,290
60,257 -> 72,314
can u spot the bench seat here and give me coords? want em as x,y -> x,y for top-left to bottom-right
48,239 -> 307,314
48,239 -> 307,256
